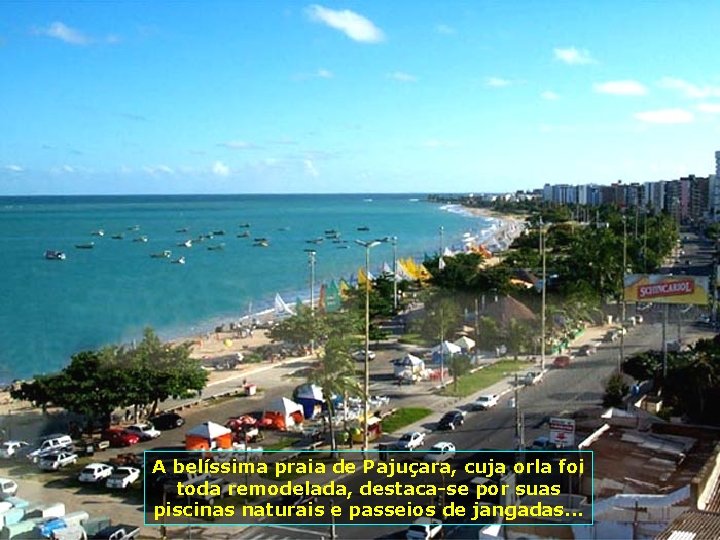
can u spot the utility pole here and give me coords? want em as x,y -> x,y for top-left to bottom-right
540,219 -> 547,371
305,249 -> 317,354
439,226 -> 444,256
514,372 -> 525,450
474,298 -> 480,362
620,215 -> 627,372
439,306 -> 445,388
355,240 -> 380,454
662,304 -> 668,379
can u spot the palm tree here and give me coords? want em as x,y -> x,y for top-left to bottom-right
308,336 -> 362,458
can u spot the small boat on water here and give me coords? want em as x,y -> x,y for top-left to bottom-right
176,227 -> 189,233
178,239 -> 192,248
172,256 -> 186,264
133,236 -> 148,243
237,231 -> 250,238
151,250 -> 172,258
128,225 -> 140,231
239,223 -> 250,228
277,226 -> 290,231
253,240 -> 269,247
207,244 -> 225,251
44,250 -> 66,260
357,226 -> 370,232
91,230 -> 104,237
111,233 -> 124,240
306,238 -> 324,244
212,230 -> 225,236
253,237 -> 268,242
336,245 -> 350,249
75,242 -> 95,249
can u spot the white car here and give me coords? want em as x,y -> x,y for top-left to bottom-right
0,441 -> 29,459
396,432 -> 425,451
423,442 -> 456,463
106,466 -> 141,489
38,452 -> 78,471
78,463 -> 114,483
472,394 -> 499,410
351,350 -> 376,361
406,517 -> 443,539
125,423 -> 161,441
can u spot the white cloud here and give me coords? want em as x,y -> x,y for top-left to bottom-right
658,77 -> 720,99
388,71 -> 417,83
306,5 -> 384,43
212,161 -> 230,177
62,165 -> 75,173
697,103 -> 720,114
541,90 -> 560,100
143,165 -> 175,175
594,80 -> 648,96
3,164 -> 24,172
316,68 -> 333,79
435,24 -> 456,35
36,22 -> 89,45
304,159 -> 319,177
485,77 -> 511,88
634,109 -> 694,124
219,140 -> 259,150
554,47 -> 594,65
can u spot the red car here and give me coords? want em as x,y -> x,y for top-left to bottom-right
102,429 -> 140,448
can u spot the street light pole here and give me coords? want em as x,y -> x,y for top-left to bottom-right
439,226 -> 444,256
620,216 -> 627,372
392,237 -> 398,313
355,239 -> 380,453
304,249 -> 317,354
540,219 -> 547,371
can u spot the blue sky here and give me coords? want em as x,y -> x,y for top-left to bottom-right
2,1 -> 720,195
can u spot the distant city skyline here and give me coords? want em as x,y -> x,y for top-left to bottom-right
2,1 -> 720,195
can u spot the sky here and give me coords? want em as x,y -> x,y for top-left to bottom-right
2,1 -> 720,195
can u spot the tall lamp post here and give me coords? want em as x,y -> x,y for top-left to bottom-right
378,236 -> 399,312
439,226 -> 444,256
620,215 -> 627,372
539,219 -> 547,371
304,249 -> 317,354
355,239 -> 381,453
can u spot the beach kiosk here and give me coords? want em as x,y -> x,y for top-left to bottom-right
261,397 -> 304,431
431,340 -> 462,364
352,415 -> 383,444
185,421 -> 233,450
454,336 -> 476,354
293,384 -> 325,420
393,354 -> 425,383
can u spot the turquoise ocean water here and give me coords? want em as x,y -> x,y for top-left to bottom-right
0,194 -> 493,381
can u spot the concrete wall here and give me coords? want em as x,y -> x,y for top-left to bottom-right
691,443 -> 720,510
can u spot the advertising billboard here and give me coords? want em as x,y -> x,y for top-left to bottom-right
623,274 -> 709,305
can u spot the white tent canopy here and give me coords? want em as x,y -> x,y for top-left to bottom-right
265,397 -> 303,416
432,341 -> 462,355
397,353 -> 423,367
454,336 -> 476,350
186,421 -> 231,439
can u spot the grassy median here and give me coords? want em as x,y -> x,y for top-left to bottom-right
381,407 -> 432,433
440,360 -> 533,397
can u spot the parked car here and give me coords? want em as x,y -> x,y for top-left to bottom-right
529,436 -> 560,450
351,350 -> 376,361
449,408 -> 467,418
0,441 -> 30,459
437,411 -> 464,431
125,423 -> 161,441
102,429 -> 140,448
406,517 -> 443,540
423,442 -> 456,463
602,331 -> 618,343
0,478 -> 18,499
92,524 -> 140,539
148,412 -> 185,430
28,435 -> 74,462
396,432 -> 425,450
471,394 -> 499,410
78,463 -> 114,483
524,371 -> 544,385
577,345 -> 596,356
38,451 -> 78,471
553,355 -> 572,368
106,466 -> 141,489
697,314 -> 711,325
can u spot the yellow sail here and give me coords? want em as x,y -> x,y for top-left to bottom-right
358,267 -> 372,289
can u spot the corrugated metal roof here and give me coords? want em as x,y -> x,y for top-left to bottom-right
656,510 -> 720,540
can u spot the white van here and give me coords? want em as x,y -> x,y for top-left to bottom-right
28,435 -> 73,462
0,478 -> 17,499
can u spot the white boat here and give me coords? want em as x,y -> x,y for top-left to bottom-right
151,250 -> 171,258
172,256 -> 186,264
91,230 -> 104,237
133,236 -> 148,243
44,250 -> 66,260
178,239 -> 192,248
